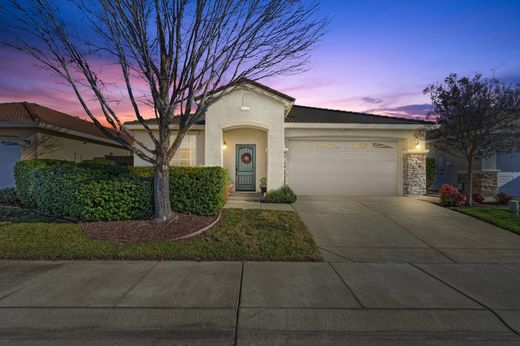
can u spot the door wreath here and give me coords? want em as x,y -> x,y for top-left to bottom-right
241,152 -> 252,164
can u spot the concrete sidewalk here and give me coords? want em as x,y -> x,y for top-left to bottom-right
1,260 -> 519,345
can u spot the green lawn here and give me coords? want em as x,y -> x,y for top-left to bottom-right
0,206 -> 321,261
453,207 -> 520,235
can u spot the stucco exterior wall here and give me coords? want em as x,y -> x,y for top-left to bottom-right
131,129 -> 205,167
223,128 -> 267,192
0,128 -> 129,161
204,88 -> 286,191
34,132 -> 129,162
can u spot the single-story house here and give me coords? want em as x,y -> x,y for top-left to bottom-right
428,147 -> 520,197
0,102 -> 131,188
126,79 -> 430,196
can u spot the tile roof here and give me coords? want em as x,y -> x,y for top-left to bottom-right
285,105 -> 430,125
124,115 -> 206,126
124,105 -> 429,126
0,102 -> 125,142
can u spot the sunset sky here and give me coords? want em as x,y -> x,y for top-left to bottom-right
0,0 -> 519,122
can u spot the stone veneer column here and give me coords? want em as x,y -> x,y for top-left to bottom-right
403,153 -> 427,196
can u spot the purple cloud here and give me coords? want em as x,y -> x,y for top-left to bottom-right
361,97 -> 383,105
367,103 -> 432,119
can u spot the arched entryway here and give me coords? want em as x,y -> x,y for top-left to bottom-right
222,127 -> 268,192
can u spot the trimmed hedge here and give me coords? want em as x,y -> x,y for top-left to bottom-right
0,188 -> 19,206
14,160 -> 227,221
130,166 -> 228,216
14,159 -> 70,209
265,185 -> 297,204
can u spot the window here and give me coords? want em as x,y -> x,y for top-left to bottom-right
172,135 -> 197,166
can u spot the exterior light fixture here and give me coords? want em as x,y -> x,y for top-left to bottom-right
222,141 -> 228,150
415,139 -> 421,149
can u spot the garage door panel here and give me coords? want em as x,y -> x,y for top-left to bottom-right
287,140 -> 398,196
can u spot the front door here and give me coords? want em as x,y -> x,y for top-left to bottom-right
235,144 -> 256,191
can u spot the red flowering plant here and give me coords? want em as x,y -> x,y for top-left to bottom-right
496,192 -> 512,205
439,184 -> 466,207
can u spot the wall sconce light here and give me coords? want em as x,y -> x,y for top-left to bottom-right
222,141 -> 228,150
415,139 -> 421,149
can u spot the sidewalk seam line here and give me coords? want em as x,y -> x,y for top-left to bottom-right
319,247 -> 357,262
112,261 -> 159,307
410,263 -> 520,336
0,261 -> 69,302
233,262 -> 244,346
328,262 -> 365,309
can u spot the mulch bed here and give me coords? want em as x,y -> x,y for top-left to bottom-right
81,213 -> 220,243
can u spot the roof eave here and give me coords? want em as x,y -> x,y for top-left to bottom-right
284,123 -> 431,130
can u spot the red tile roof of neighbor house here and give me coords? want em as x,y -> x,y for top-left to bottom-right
0,102 -> 127,143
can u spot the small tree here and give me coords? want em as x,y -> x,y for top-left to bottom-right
0,0 -> 327,221
425,73 -> 520,205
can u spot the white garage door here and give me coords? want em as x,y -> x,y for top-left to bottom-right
0,141 -> 21,188
287,140 -> 398,195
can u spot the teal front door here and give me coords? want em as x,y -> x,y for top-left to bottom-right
236,144 -> 256,191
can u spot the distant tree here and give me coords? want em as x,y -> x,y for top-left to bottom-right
425,73 -> 520,205
1,0 -> 327,221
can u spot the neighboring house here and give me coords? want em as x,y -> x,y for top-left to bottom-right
428,146 -> 520,197
126,80 -> 430,196
0,102 -> 131,188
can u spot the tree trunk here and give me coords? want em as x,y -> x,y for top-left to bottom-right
153,163 -> 174,221
465,159 -> 473,206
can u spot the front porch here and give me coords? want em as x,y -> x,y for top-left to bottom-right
222,127 -> 267,192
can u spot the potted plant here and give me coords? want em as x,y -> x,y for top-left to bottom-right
225,177 -> 233,199
260,177 -> 267,195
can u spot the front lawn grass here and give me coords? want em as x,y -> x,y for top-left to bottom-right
0,206 -> 321,261
453,207 -> 520,235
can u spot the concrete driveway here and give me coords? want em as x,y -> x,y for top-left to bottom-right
294,195 -> 520,264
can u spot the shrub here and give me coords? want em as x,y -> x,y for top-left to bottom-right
0,188 -> 19,206
496,192 -> 513,205
17,160 -> 227,221
426,158 -> 436,189
439,184 -> 466,207
264,185 -> 297,204
472,192 -> 485,204
169,166 -> 228,216
14,159 -> 70,208
129,166 -> 227,215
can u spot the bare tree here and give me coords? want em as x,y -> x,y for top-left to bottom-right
1,0 -> 327,221
425,73 -> 520,205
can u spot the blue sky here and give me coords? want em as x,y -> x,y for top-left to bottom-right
0,0 -> 519,120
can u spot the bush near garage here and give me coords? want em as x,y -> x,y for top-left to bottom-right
14,160 -> 227,221
426,158 -> 436,189
439,183 -> 466,207
264,185 -> 297,204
